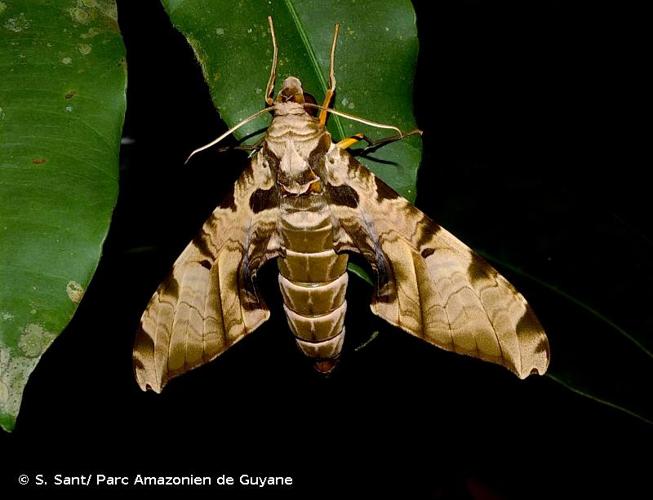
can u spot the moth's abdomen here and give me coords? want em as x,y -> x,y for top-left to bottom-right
277,205 -> 348,373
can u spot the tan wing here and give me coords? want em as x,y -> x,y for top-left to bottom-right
323,149 -> 549,378
133,157 -> 280,392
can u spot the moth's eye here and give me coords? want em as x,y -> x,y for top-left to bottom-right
303,93 -> 318,117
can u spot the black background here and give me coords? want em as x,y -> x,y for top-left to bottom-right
2,1 -> 651,498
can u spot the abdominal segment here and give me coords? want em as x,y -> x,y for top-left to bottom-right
277,200 -> 348,373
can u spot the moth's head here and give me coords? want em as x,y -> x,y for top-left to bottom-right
274,77 -> 318,116
276,76 -> 305,104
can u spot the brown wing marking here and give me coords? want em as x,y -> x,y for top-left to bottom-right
134,158 -> 279,392
324,149 -> 549,378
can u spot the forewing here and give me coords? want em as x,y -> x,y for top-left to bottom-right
134,157 -> 279,392
324,148 -> 549,378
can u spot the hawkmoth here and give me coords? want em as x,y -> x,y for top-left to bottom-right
133,18 -> 550,393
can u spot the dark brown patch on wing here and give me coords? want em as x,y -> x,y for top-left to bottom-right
261,144 -> 280,170
346,155 -> 372,182
374,176 -> 399,201
239,161 -> 258,184
199,259 -> 211,270
249,187 -> 279,213
517,307 -> 547,342
326,184 -> 359,208
534,336 -> 550,355
308,134 -> 331,171
164,275 -> 179,299
192,231 -> 215,259
414,219 -> 441,250
467,252 -> 497,283
421,248 -> 435,259
218,189 -> 237,211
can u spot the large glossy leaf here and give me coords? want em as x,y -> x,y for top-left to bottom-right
0,0 -> 126,431
161,0 -> 421,201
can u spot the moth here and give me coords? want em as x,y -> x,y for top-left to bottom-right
133,18 -> 550,392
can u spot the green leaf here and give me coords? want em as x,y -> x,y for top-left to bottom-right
161,0 -> 421,201
0,0 -> 126,431
347,261 -> 374,287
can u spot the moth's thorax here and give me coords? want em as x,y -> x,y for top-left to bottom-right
265,106 -> 331,197
267,105 -> 321,141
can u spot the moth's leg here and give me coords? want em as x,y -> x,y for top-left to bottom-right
319,24 -> 340,126
336,133 -> 367,150
336,129 -> 422,153
265,16 -> 279,106
214,132 -> 267,157
217,142 -> 264,158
